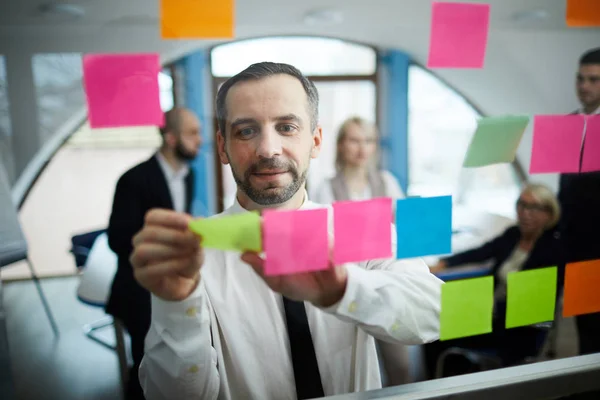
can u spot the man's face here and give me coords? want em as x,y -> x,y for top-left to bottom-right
173,110 -> 202,161
217,74 -> 322,206
576,64 -> 600,110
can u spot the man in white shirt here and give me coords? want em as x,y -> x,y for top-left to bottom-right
130,62 -> 443,400
106,107 -> 202,400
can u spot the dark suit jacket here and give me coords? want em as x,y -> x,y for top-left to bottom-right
443,225 -> 566,292
105,155 -> 194,333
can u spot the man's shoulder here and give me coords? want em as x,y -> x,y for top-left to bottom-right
118,155 -> 157,183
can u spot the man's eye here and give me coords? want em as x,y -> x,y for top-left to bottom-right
239,128 -> 256,137
278,124 -> 296,133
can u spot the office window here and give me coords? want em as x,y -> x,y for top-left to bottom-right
211,37 -> 378,210
0,55 -> 13,182
408,65 -> 522,218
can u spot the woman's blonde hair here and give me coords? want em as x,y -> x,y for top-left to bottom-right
335,116 -> 378,171
520,183 -> 561,228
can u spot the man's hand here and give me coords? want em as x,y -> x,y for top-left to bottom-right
130,209 -> 204,302
241,252 -> 348,308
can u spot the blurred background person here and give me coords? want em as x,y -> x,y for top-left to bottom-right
105,107 -> 202,399
312,116 -> 405,204
427,183 -> 565,377
313,116 -> 409,386
558,47 -> 600,356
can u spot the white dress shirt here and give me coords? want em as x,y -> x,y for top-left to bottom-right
311,170 -> 405,205
156,152 -> 190,213
140,196 -> 442,400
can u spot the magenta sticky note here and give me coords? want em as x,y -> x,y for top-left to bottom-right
427,2 -> 490,69
263,208 -> 330,276
83,53 -> 164,129
333,198 -> 393,264
530,115 -> 585,174
581,116 -> 600,173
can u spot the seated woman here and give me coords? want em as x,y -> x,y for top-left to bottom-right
426,183 -> 565,378
312,117 -> 409,386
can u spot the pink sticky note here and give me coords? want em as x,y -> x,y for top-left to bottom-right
333,198 -> 393,264
427,2 -> 490,69
581,116 -> 600,173
83,53 -> 164,129
263,208 -> 329,276
530,115 -> 585,174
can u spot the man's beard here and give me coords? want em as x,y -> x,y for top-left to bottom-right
230,156 -> 307,206
175,141 -> 197,161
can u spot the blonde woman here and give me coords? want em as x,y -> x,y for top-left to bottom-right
427,183 -> 566,377
314,117 -> 409,386
312,116 -> 405,204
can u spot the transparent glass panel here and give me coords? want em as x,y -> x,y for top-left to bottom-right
0,55 -> 14,182
211,37 -> 377,77
408,65 -> 521,218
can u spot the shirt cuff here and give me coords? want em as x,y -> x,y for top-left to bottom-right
151,279 -> 210,338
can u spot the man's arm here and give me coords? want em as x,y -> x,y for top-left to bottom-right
140,280 -> 220,400
107,173 -> 144,257
321,256 -> 443,345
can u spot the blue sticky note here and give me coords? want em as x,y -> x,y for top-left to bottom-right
395,196 -> 452,258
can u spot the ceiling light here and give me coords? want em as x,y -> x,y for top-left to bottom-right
38,3 -> 85,19
303,9 -> 344,26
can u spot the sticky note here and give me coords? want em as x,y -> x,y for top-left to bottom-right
463,115 -> 530,168
581,116 -> 600,173
529,115 -> 585,174
83,53 -> 163,129
188,212 -> 261,252
263,208 -> 329,276
333,198 -> 393,264
427,2 -> 490,69
161,0 -> 234,39
566,0 -> 600,27
395,196 -> 452,259
440,276 -> 494,340
505,267 -> 557,329
563,259 -> 600,317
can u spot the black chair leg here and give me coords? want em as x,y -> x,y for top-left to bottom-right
26,259 -> 59,337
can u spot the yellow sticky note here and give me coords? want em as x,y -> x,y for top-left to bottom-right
188,211 -> 261,252
161,0 -> 235,39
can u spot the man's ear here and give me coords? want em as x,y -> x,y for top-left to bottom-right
216,130 -> 230,165
164,131 -> 177,148
311,125 -> 323,159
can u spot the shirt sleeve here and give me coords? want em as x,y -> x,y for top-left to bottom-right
139,279 -> 220,400
320,225 -> 443,345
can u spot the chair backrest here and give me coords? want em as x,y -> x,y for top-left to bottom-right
76,232 -> 117,307
70,229 -> 106,269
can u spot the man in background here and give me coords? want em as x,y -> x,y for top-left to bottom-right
558,48 -> 600,355
106,107 -> 202,399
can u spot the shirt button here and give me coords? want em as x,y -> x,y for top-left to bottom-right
348,301 -> 357,313
188,365 -> 199,374
185,307 -> 197,317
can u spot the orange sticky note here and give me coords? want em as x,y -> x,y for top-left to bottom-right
563,259 -> 600,317
566,0 -> 600,27
161,0 -> 234,39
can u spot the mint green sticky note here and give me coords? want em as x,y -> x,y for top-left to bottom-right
463,115 -> 530,168
188,211 -> 262,252
506,267 -> 557,329
440,276 -> 494,341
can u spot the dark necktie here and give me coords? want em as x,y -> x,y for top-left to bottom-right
282,296 -> 325,400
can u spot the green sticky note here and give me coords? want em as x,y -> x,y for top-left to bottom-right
463,115 -> 530,168
188,212 -> 262,252
440,276 -> 494,341
506,267 -> 557,329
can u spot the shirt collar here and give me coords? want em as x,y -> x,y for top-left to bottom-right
156,152 -> 190,181
578,106 -> 600,115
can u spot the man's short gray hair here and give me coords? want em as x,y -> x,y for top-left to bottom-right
215,62 -> 319,135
